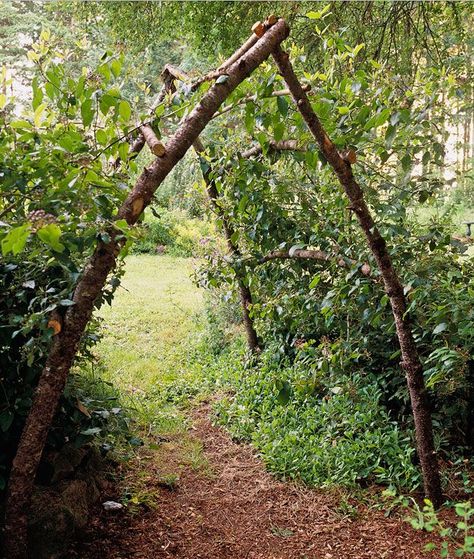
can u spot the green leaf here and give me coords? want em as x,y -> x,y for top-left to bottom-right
274,121 -> 285,142
118,141 -> 129,162
277,381 -> 292,405
99,93 -> 118,115
305,150 -> 318,169
81,99 -> 94,127
110,58 -> 122,78
307,4 -> 330,19
1,225 -> 30,256
10,119 -> 32,130
245,104 -> 255,135
401,153 -> 412,172
34,103 -> 46,127
277,95 -> 289,117
98,62 -> 111,82
364,108 -> 390,130
118,100 -> 131,121
37,224 -> 65,253
32,77 -> 43,110
385,125 -> 397,148
0,412 -> 14,432
238,195 -> 249,214
433,323 -> 448,334
96,129 -> 108,146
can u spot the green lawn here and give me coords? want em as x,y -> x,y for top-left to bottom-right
94,254 -> 205,429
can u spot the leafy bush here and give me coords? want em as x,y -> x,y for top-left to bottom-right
406,499 -> 474,557
132,207 -> 220,257
198,287 -> 244,355
0,33 -> 134,493
55,362 -> 132,453
216,345 -> 420,489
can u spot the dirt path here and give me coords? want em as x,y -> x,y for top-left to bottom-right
73,405 -> 437,559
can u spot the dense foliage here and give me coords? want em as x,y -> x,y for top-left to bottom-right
1,0 -> 473,506
0,31 -> 139,490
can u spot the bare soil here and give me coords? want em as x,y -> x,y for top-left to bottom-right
72,405 -> 438,559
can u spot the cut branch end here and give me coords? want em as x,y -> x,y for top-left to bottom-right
252,21 -> 265,37
266,14 -> 278,26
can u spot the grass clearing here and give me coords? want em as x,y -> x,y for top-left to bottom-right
96,254 -> 203,393
90,254 -> 212,491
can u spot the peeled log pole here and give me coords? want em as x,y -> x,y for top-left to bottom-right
4,20 -> 290,559
272,46 -> 442,507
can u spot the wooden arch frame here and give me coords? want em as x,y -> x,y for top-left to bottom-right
4,16 -> 441,559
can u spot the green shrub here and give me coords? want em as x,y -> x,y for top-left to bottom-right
216,346 -> 420,489
406,498 -> 474,557
200,287 -> 243,355
132,207 -> 219,257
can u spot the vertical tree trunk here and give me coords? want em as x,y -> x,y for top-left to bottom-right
193,138 -> 260,352
271,46 -> 443,507
3,20 -> 290,558
192,139 -> 302,351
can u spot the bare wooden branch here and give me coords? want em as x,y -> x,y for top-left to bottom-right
140,124 -> 166,157
240,139 -> 302,160
271,45 -> 442,507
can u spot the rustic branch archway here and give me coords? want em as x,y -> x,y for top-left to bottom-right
3,16 -> 442,559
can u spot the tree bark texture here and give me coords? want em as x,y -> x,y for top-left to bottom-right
271,46 -> 443,507
3,20 -> 290,559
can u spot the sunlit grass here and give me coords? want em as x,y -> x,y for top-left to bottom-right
96,255 -> 202,388
94,254 -> 204,431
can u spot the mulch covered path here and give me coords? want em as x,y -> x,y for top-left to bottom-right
73,406 -> 438,559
